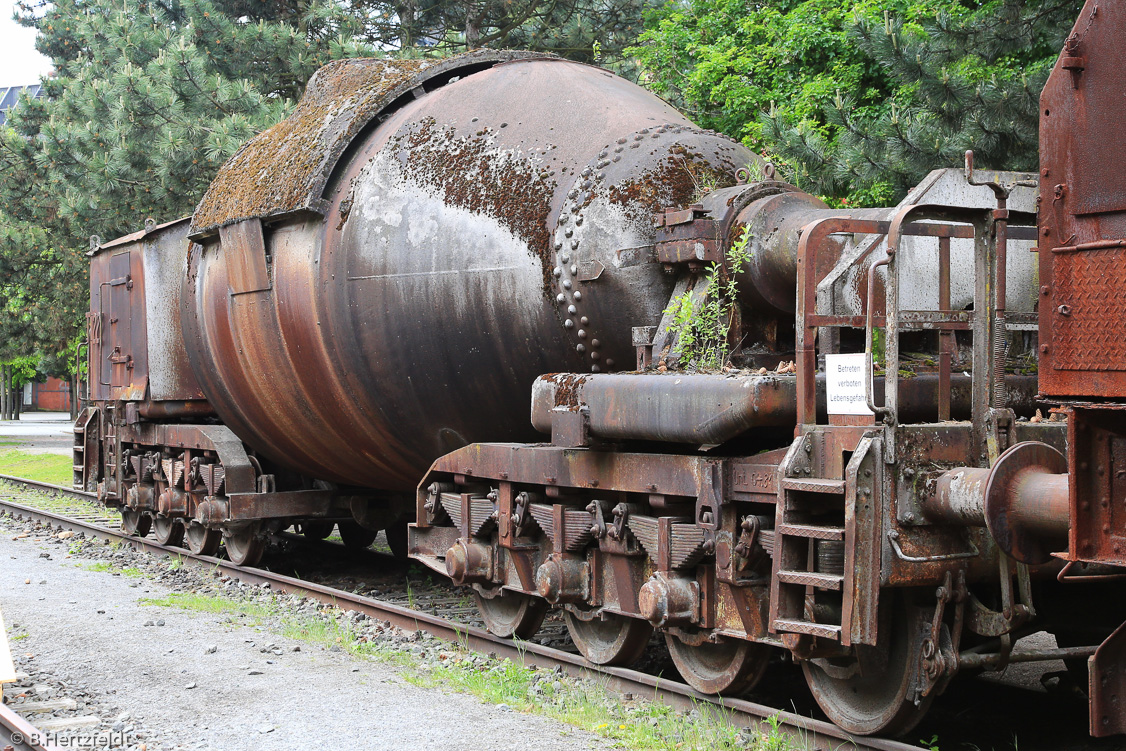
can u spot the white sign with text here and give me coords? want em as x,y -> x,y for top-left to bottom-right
825,353 -> 874,415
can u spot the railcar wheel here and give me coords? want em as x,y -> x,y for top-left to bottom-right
185,521 -> 221,556
224,525 -> 266,567
565,610 -> 652,666
121,509 -> 151,537
474,588 -> 547,639
384,520 -> 409,560
338,520 -> 378,549
152,515 -> 184,546
665,632 -> 771,695
802,602 -> 932,736
302,521 -> 335,540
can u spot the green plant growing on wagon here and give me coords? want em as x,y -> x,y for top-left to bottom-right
663,226 -> 751,371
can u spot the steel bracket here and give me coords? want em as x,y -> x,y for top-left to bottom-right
1090,620 -> 1126,737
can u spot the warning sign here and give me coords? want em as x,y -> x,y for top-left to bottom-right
825,353 -> 874,415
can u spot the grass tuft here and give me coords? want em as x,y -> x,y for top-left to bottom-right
140,592 -> 272,622
0,448 -> 73,486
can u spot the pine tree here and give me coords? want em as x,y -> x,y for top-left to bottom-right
0,0 -> 373,358
630,0 -> 1082,205
1,0 -> 656,364
762,0 -> 1081,201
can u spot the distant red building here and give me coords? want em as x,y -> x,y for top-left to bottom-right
27,377 -> 72,412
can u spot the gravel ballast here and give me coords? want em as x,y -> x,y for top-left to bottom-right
0,518 -> 610,751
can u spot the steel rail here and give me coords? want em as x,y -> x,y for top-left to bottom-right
0,701 -> 53,751
0,476 -> 925,751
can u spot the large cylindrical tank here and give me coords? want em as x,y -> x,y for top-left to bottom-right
184,54 -> 756,490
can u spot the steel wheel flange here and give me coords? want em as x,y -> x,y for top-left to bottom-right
185,521 -> 221,556
665,632 -> 771,695
802,602 -> 933,736
473,588 -> 547,639
384,520 -> 409,560
302,520 -> 335,540
121,508 -> 151,537
152,515 -> 184,546
338,520 -> 378,550
565,610 -> 652,666
224,524 -> 266,566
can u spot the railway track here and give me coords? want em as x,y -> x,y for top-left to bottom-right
0,700 -> 51,751
0,474 -> 924,751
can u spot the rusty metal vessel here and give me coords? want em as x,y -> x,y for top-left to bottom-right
184,53 -> 754,491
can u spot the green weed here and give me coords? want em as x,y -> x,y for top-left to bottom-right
663,226 -> 751,371
139,592 -> 271,622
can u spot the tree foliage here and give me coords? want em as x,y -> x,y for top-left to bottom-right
2,0 -> 658,366
1,0 -> 372,363
341,0 -> 656,66
630,0 -> 1081,204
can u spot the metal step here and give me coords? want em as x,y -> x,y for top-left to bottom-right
781,477 -> 846,494
777,570 -> 843,591
776,523 -> 845,541
772,618 -> 842,640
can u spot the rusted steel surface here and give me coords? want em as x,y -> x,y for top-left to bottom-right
1038,0 -> 1126,399
191,51 -> 548,235
87,217 -> 206,403
928,443 -> 1070,565
982,442 -> 1070,565
1064,407 -> 1126,565
733,191 -> 840,314
420,442 -> 717,499
184,57 -> 754,490
1090,620 -> 1126,737
928,467 -> 989,526
531,372 -> 1047,446
120,422 -> 256,494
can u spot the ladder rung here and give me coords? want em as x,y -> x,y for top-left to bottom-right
773,618 -> 842,640
782,477 -> 846,494
72,465 -> 85,471
74,446 -> 84,452
776,523 -> 845,541
777,570 -> 843,590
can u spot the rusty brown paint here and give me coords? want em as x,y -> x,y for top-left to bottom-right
191,52 -> 549,236
1038,0 -> 1126,399
184,57 -> 754,491
392,116 -> 558,292
88,218 -> 207,404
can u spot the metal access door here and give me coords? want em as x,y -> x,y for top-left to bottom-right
106,251 -> 133,391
